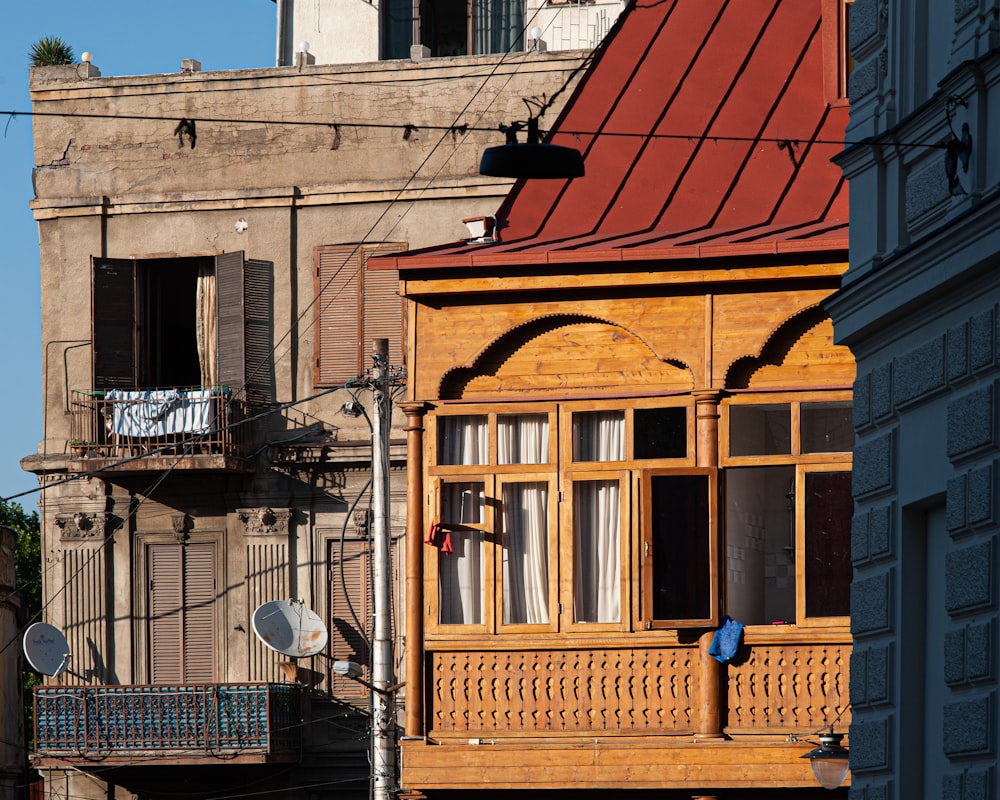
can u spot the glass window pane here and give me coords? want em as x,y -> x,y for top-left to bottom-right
801,402 -> 854,453
498,414 -> 549,464
438,415 -> 488,465
438,531 -> 484,624
729,404 -> 791,456
650,474 -> 712,620
724,466 -> 796,625
634,407 -> 687,459
438,482 -> 485,624
573,480 -> 620,623
501,482 -> 549,624
572,411 -> 625,462
804,471 -> 852,617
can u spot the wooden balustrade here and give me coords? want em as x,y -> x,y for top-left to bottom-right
428,641 -> 850,737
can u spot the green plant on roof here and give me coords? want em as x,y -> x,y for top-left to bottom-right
29,36 -> 75,67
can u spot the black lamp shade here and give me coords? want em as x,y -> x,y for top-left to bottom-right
480,142 -> 585,179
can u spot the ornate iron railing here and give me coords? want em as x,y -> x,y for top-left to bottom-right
34,683 -> 301,757
69,388 -> 247,460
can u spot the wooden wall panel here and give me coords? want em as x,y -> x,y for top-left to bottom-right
457,322 -> 693,399
411,296 -> 707,400
429,647 -> 699,735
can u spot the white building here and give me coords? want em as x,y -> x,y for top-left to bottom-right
275,0 -> 623,64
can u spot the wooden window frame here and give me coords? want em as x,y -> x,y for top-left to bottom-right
496,473 -> 560,634
794,463 -> 853,628
426,398 -> 695,637
560,469 -> 631,633
638,468 -> 719,629
721,391 -> 853,631
720,390 -> 854,467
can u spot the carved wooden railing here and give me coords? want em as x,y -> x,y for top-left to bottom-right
430,647 -> 700,734
428,642 -> 850,736
727,643 -> 850,733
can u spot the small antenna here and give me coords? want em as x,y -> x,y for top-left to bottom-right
23,622 -> 72,677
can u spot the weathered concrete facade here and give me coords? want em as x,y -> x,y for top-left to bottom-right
24,53 -> 585,800
830,1 -> 1000,798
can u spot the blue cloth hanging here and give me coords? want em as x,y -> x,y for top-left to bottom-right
708,615 -> 744,663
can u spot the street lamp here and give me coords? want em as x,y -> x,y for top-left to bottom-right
800,729 -> 850,790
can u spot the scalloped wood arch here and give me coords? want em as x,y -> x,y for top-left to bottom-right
439,314 -> 693,400
725,306 -> 855,389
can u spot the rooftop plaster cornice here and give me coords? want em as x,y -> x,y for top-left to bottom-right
30,179 -> 514,220
29,51 -> 591,101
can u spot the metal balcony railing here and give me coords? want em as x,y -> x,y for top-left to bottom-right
69,388 -> 247,460
34,683 -> 301,760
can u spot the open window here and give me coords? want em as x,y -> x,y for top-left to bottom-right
722,396 -> 853,627
92,253 -> 274,405
640,469 -> 718,628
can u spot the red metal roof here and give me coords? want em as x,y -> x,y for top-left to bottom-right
380,0 -> 848,271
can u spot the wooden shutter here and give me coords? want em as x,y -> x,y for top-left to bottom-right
361,244 -> 407,372
244,259 -> 275,407
149,542 -> 217,684
329,538 -> 372,699
92,257 -> 137,389
215,251 -> 247,398
149,544 -> 183,684
314,245 -> 363,386
182,542 -> 217,682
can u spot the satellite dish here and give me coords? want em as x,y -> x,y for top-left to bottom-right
251,599 -> 328,658
23,622 -> 71,676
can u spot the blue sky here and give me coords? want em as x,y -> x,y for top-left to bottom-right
0,1 -> 277,506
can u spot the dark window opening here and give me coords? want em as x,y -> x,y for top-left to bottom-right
804,471 -> 852,617
137,259 -> 202,389
635,407 -> 687,459
648,473 -> 712,622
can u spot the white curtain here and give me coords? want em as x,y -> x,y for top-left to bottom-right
438,482 -> 485,624
195,264 -> 217,388
573,479 -> 620,623
439,415 -> 488,465
502,482 -> 549,624
498,414 -> 548,464
573,411 -> 625,462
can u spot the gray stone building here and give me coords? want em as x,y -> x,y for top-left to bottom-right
830,0 -> 1000,798
22,50 -> 585,800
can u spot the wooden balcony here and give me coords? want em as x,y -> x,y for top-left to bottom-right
68,389 -> 253,472
33,683 -> 301,766
403,638 -> 851,791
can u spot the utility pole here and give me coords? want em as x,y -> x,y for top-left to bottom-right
370,338 -> 395,800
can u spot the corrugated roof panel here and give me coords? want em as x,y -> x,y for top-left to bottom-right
376,0 -> 848,272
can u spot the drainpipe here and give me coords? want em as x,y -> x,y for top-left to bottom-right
276,0 -> 290,66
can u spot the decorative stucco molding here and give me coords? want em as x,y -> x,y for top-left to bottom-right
55,511 -> 103,540
238,507 -> 293,537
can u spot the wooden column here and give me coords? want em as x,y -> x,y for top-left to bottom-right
399,401 -> 428,738
693,390 -> 725,739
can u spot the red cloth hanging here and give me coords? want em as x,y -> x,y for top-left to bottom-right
425,522 -> 453,554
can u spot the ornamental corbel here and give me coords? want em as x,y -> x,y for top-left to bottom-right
55,511 -> 102,540
238,507 -> 293,537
